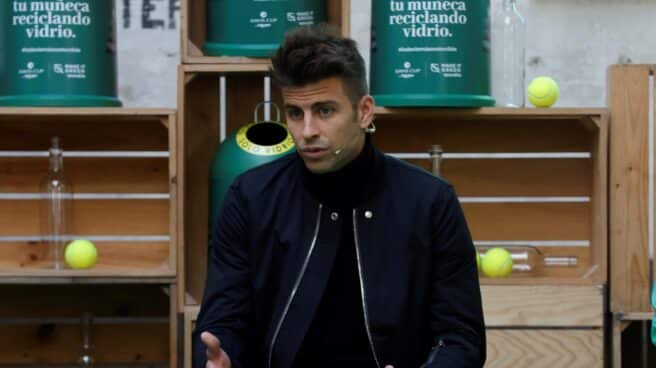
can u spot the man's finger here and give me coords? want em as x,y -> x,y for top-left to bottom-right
201,331 -> 222,357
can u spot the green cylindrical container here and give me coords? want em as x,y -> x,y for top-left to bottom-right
209,103 -> 295,229
370,0 -> 494,107
204,0 -> 326,57
0,0 -> 121,106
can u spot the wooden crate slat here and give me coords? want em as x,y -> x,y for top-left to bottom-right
463,202 -> 590,241
374,117 -> 593,153
0,242 -> 170,271
608,64 -> 653,314
5,199 -> 169,235
0,119 -> 168,151
406,158 -> 592,197
0,284 -> 169,316
482,285 -> 603,326
486,329 -> 604,367
0,324 -> 169,364
0,157 -> 169,193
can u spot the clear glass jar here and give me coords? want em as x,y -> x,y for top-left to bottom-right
491,0 -> 526,107
39,137 -> 73,270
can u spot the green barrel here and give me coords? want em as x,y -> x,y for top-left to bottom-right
209,118 -> 295,229
204,0 -> 326,57
0,0 -> 121,107
371,0 -> 494,107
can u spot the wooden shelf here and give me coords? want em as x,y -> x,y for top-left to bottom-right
0,109 -> 178,281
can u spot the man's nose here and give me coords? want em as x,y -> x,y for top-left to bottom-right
302,115 -> 319,139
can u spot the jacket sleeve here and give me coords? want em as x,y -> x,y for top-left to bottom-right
423,185 -> 486,368
192,183 -> 252,368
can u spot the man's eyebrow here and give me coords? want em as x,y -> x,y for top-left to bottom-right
310,100 -> 339,108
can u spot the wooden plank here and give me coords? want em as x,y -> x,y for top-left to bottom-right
168,112 -> 179,275
169,283 -> 178,368
0,158 -> 169,193
5,200 -> 169,235
405,158 -> 592,197
486,329 -> 603,368
612,315 -> 623,368
184,306 -> 200,368
182,73 -> 220,307
0,119 -> 168,151
374,117 -> 593,153
463,203 -> 590,241
0,284 -> 169,316
375,107 -> 607,118
0,323 -> 169,364
590,115 -> 608,285
481,285 -> 604,326
0,242 -> 171,272
608,64 -> 653,314
0,107 -> 175,116
177,66 -> 187,309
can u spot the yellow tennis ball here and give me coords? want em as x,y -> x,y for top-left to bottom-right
527,76 -> 559,107
65,239 -> 98,269
481,247 -> 513,278
476,250 -> 481,271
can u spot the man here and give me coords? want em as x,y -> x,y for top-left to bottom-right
193,26 -> 485,368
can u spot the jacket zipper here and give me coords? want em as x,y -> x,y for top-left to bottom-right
352,209 -> 382,368
267,204 -> 323,368
422,339 -> 446,367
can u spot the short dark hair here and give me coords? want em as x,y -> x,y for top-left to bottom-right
271,25 -> 368,106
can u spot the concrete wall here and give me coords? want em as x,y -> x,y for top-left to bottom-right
116,0 -> 656,108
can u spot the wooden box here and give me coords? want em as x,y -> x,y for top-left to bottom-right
181,0 -> 350,64
177,64 -> 283,307
0,108 -> 177,282
0,284 -> 177,367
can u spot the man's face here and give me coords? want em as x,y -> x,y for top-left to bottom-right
282,77 -> 374,174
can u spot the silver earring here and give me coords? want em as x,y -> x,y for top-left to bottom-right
364,121 -> 376,134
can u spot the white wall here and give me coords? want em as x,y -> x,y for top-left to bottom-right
116,0 -> 656,108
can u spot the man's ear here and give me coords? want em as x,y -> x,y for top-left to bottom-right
358,95 -> 375,129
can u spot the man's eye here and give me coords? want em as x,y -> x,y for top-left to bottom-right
286,108 -> 303,120
318,107 -> 334,118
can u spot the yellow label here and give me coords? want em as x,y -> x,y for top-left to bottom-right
235,123 -> 295,156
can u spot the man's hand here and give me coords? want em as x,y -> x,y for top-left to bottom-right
201,331 -> 232,368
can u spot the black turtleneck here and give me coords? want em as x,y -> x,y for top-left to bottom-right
292,136 -> 378,368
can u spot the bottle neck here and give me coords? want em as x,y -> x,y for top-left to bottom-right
49,151 -> 63,172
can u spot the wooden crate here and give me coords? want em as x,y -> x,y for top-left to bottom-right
181,0 -> 350,64
178,66 -> 609,365
177,64 -> 284,307
372,108 -> 609,367
0,283 -> 176,367
608,64 -> 656,316
375,108 -> 608,286
0,108 -> 177,283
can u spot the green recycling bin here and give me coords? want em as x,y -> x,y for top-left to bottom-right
371,0 -> 494,107
209,103 -> 295,230
0,0 -> 121,106
204,0 -> 326,57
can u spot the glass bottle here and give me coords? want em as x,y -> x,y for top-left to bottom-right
39,137 -> 73,270
491,0 -> 526,107
478,245 -> 578,277
78,313 -> 95,367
